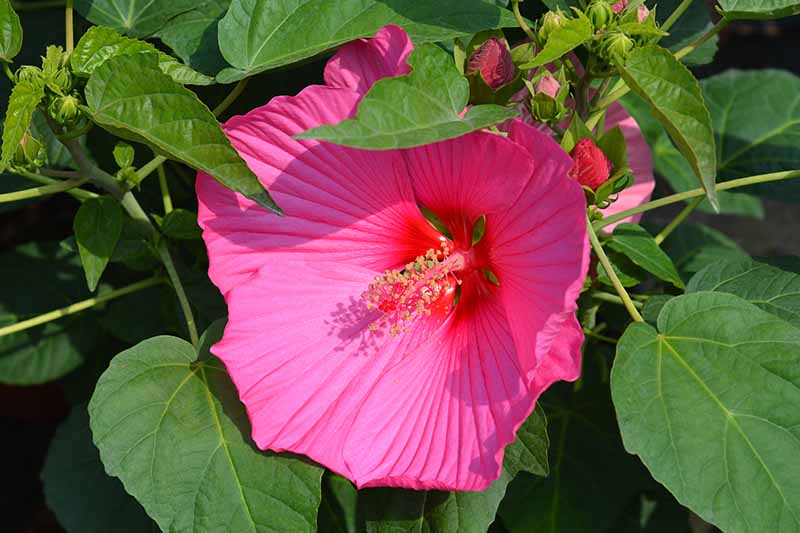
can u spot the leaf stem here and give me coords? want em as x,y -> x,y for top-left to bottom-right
661,0 -> 692,31
654,196 -> 703,245
512,0 -> 537,43
591,290 -> 644,309
0,276 -> 163,338
674,19 -> 730,60
157,240 -> 199,348
65,0 -> 74,53
13,169 -> 97,200
0,176 -> 87,202
212,78 -> 249,118
157,164 -> 173,214
38,167 -> 80,178
594,169 -> 800,231
587,217 -> 644,322
136,155 -> 168,183
583,328 -> 618,344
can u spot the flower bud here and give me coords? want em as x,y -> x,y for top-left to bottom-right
15,65 -> 43,85
601,31 -> 634,63
13,130 -> 45,168
535,73 -> 561,98
466,38 -> 515,89
586,0 -> 615,29
611,0 -> 628,14
569,139 -> 612,190
538,10 -> 565,44
49,94 -> 81,125
636,5 -> 650,22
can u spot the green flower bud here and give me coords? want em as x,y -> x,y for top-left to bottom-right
15,65 -> 43,85
538,10 -> 565,44
49,94 -> 81,125
13,130 -> 46,168
586,0 -> 615,29
41,45 -> 67,76
601,31 -> 634,63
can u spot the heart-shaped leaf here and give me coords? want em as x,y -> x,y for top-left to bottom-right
0,0 -> 22,62
89,333 -> 324,532
612,291 -> 800,532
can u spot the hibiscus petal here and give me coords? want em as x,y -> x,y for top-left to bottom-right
214,259 -> 445,484
402,132 -> 535,246
343,274 -> 539,491
324,25 -> 412,94
599,103 -> 655,231
196,85 -> 442,295
487,120 -> 590,375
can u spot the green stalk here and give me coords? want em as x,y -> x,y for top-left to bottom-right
65,0 -> 74,53
0,276 -> 163,338
654,195 -> 703,245
157,240 -> 199,348
591,291 -> 644,309
661,0 -> 692,32
136,155 -> 168,183
587,217 -> 644,322
674,20 -> 730,61
14,169 -> 97,201
595,169 -> 800,231
0,177 -> 87,202
157,164 -> 173,214
212,78 -> 250,118
512,0 -> 538,44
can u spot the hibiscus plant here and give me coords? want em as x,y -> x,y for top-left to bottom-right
1,0 -> 799,531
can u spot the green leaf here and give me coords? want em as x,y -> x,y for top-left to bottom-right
611,291 -> 800,532
499,381 -> 651,533
74,0 -> 198,37
298,43 -> 517,149
159,208 -> 202,239
73,197 -> 124,292
687,258 -> 800,328
620,92 -> 763,218
89,333 -> 324,532
660,223 -> 748,279
30,109 -> 85,170
718,0 -> 800,19
641,294 -> 672,325
1,80 -> 45,167
597,250 -> 646,288
216,0 -> 518,82
361,408 -> 548,533
71,26 -> 214,85
653,0 -> 717,65
113,142 -> 135,168
608,223 -> 684,289
702,69 -> 800,202
519,12 -> 593,69
42,405 -> 156,533
154,0 -> 230,75
318,473 -> 359,533
0,0 -> 22,62
84,53 -> 281,214
618,46 -> 717,210
0,242 -> 99,385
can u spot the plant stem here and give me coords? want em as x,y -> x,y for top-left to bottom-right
212,78 -> 249,118
661,0 -> 692,31
674,19 -> 730,60
0,177 -> 87,202
583,328 -> 618,344
13,169 -> 97,200
157,164 -> 173,214
591,291 -> 644,309
38,168 -> 80,178
65,0 -> 74,53
512,0 -> 537,43
595,169 -> 800,231
587,217 -> 644,322
3,62 -> 14,82
157,240 -> 199,348
654,195 -> 703,245
136,155 -> 168,183
0,276 -> 163,338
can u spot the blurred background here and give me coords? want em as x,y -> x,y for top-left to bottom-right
1,1 -> 798,531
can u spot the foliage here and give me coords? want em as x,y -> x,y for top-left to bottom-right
0,0 -> 798,532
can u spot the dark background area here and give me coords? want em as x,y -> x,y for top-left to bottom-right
0,4 -> 798,532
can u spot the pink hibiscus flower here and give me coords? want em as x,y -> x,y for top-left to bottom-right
196,25 -> 589,491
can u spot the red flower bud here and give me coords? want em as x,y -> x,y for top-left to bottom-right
466,38 -> 515,89
569,139 -> 612,190
611,0 -> 628,13
637,4 -> 650,22
535,73 -> 561,98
